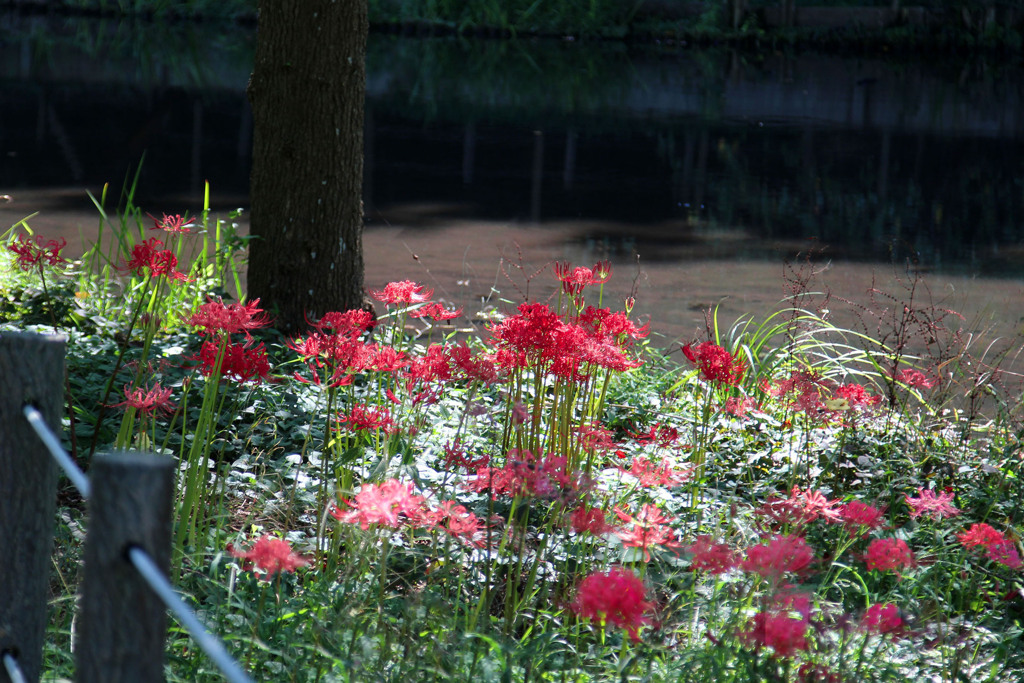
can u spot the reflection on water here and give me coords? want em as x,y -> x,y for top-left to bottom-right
1,15 -> 1022,344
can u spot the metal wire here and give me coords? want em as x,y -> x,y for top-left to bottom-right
127,547 -> 254,683
22,404 -> 91,498
20,403 -> 252,682
2,652 -> 27,683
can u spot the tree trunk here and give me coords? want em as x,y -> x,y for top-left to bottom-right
247,0 -> 368,333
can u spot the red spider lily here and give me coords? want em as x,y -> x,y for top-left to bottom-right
370,280 -> 433,306
110,382 -> 175,416
838,500 -> 887,535
330,479 -> 427,530
864,537 -> 915,575
7,234 -> 68,270
629,422 -> 679,447
740,612 -> 808,658
576,306 -> 650,347
337,404 -> 397,434
124,237 -> 189,281
490,304 -> 642,380
192,339 -> 270,384
905,487 -> 960,520
617,456 -> 690,488
187,298 -> 271,338
682,341 -> 746,387
464,450 -> 584,502
958,523 -> 1007,549
148,212 -> 195,234
365,345 -> 407,373
984,540 -> 1023,569
741,534 -> 815,580
442,439 -> 490,471
958,523 -> 1022,569
489,302 -> 563,364
686,535 -> 739,574
431,500 -> 487,547
766,370 -> 833,415
771,590 -> 813,620
554,262 -> 596,297
577,422 -> 618,455
408,302 -> 463,321
228,535 -> 309,581
569,505 -> 612,535
406,344 -> 455,383
722,396 -> 759,418
756,487 -> 842,529
892,367 -> 936,389
860,603 -> 905,637
613,503 -> 681,562
572,567 -> 652,642
446,345 -> 502,384
833,383 -> 881,409
312,309 -> 377,335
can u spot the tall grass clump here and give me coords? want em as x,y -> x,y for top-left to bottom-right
3,194 -> 1024,681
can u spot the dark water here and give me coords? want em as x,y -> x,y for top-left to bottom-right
2,15 -> 1024,277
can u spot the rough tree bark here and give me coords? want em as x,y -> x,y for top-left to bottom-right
247,0 -> 368,333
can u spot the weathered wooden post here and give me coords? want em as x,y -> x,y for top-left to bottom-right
76,452 -> 174,683
0,331 -> 65,683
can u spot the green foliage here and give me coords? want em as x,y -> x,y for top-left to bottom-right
8,189 -> 1024,680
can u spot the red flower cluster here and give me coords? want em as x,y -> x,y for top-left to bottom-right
616,456 -> 690,488
124,237 -> 189,281
864,537 -> 915,575
741,534 -> 815,581
861,603 -> 904,637
149,213 -> 195,234
288,309 -> 383,388
371,280 -> 433,306
111,382 -> 175,416
686,535 -> 739,574
613,503 -> 681,562
682,341 -> 746,387
740,611 -> 808,658
756,487 -> 842,529
192,339 -> 270,384
228,535 -> 309,581
765,370 -> 831,416
892,367 -> 936,389
332,479 -> 427,529
629,421 -> 679,447
957,523 -> 1022,569
465,450 -> 585,502
441,439 -> 490,471
330,479 -> 485,547
833,383 -> 882,409
572,566 -> 652,642
7,234 -> 67,270
554,260 -> 611,297
188,298 -> 272,338
722,396 -> 758,418
569,506 -> 612,535
905,487 -> 960,521
838,500 -> 887,535
338,404 -> 397,434
489,302 -> 644,380
408,302 -> 463,321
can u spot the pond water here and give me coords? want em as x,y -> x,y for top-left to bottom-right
1,15 -> 1022,352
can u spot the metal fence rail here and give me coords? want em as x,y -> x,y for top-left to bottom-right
1,331 -> 253,683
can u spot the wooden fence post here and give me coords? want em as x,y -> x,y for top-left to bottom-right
76,451 -> 174,683
0,331 -> 65,683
